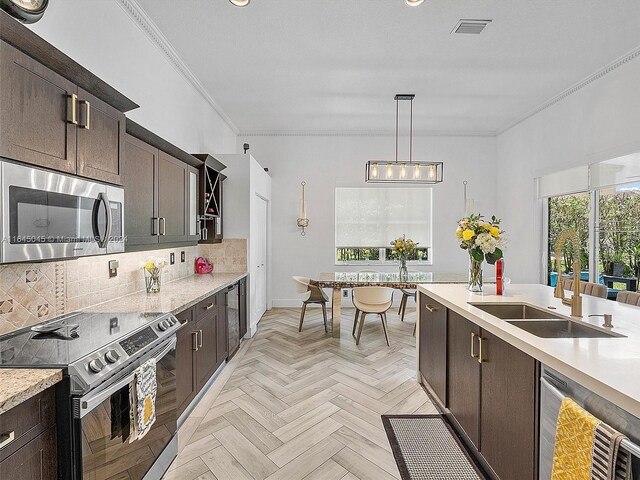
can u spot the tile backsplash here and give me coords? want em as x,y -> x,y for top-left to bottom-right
0,239 -> 246,335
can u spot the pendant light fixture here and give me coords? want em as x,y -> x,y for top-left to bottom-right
365,94 -> 443,184
229,0 -> 250,6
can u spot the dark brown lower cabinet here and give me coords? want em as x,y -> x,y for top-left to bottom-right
418,293 -> 447,406
196,305 -> 219,392
0,386 -> 57,479
175,308 -> 197,417
479,330 -> 538,480
447,311 -> 481,449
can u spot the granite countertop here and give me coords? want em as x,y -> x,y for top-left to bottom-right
83,272 -> 248,315
417,283 -> 640,418
0,369 -> 62,414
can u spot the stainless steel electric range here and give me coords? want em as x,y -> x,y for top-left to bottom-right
0,310 -> 181,480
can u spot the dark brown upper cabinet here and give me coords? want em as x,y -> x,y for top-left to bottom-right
0,41 -> 125,185
122,134 -> 198,248
76,88 -> 125,185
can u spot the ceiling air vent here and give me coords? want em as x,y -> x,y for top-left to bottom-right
452,19 -> 492,34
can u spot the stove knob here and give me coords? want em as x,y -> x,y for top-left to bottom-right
158,320 -> 169,331
104,350 -> 120,364
88,358 -> 104,373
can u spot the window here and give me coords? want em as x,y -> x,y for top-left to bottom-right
335,186 -> 432,264
541,153 -> 640,298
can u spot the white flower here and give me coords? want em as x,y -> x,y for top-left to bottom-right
476,232 -> 497,254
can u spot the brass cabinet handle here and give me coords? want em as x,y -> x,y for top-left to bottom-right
205,303 -> 215,310
159,217 -> 166,235
0,431 -> 15,449
67,93 -> 78,124
470,332 -> 478,358
192,331 -> 198,351
78,99 -> 91,129
477,336 -> 484,364
425,304 -> 438,313
198,329 -> 203,348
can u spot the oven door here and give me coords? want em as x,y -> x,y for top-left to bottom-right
0,159 -> 124,263
74,338 -> 177,480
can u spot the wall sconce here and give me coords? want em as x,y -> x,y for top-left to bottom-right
297,181 -> 309,236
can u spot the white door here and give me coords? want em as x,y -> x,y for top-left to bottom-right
254,195 -> 268,320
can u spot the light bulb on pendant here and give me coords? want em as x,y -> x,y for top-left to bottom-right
400,164 -> 406,179
428,164 -> 436,180
386,163 -> 394,179
413,164 -> 421,179
371,163 -> 379,179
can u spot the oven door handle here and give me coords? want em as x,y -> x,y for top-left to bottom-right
95,192 -> 112,249
76,337 -> 176,418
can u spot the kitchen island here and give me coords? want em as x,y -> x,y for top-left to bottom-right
416,283 -> 640,480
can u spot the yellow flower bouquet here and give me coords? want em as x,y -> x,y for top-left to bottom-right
141,257 -> 168,293
390,235 -> 418,279
456,214 -> 505,291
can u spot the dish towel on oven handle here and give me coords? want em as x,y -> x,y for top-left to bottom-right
129,358 -> 157,443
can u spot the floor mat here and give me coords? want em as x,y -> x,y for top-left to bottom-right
382,414 -> 487,480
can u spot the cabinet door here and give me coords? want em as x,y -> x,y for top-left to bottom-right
480,330 -> 538,480
158,151 -> 189,243
239,278 -> 248,339
0,427 -> 57,480
187,166 -> 201,242
447,311 -> 481,449
0,41 -> 76,173
76,88 -> 125,184
418,293 -> 447,406
175,308 -> 197,417
122,134 -> 158,246
213,176 -> 224,243
196,312 -> 218,391
216,291 -> 228,366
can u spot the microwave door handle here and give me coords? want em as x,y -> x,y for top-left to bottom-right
96,192 -> 112,249
76,337 -> 176,418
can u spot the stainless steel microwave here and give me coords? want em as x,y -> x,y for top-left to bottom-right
0,159 -> 124,264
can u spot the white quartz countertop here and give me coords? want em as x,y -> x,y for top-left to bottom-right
417,283 -> 640,418
83,272 -> 248,315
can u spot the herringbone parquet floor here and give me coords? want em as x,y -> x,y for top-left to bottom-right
163,305 -> 435,480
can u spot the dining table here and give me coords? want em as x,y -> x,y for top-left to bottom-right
317,271 -> 483,337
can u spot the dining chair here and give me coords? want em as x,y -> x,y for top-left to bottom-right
351,270 -> 378,336
352,287 -> 394,346
293,276 -> 328,332
561,277 -> 607,298
616,290 -> 640,307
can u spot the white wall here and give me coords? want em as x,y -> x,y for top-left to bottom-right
496,56 -> 640,283
239,135 -> 498,306
28,0 -> 237,155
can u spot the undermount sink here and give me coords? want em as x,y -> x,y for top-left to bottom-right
506,320 -> 623,338
469,302 -> 625,339
469,303 -> 562,320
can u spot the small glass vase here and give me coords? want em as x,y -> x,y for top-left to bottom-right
468,257 -> 483,292
144,269 -> 162,293
399,258 -> 408,281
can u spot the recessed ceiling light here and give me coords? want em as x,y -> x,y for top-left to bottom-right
405,0 -> 425,6
229,0 -> 250,6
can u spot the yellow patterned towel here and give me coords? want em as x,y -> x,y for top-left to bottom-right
551,397 -> 600,480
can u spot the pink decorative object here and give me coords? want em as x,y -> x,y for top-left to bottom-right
195,257 -> 213,274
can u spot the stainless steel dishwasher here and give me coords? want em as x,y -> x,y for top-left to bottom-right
540,365 -> 640,480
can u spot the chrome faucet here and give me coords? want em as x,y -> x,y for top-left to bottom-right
553,230 -> 582,317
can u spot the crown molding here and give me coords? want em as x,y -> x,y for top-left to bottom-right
115,0 -> 240,135
239,129 -> 496,138
497,45 -> 640,135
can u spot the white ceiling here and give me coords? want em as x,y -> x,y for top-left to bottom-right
135,0 -> 640,135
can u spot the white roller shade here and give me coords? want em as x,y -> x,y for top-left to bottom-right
335,187 -> 432,247
590,153 -> 640,190
537,166 -> 589,198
